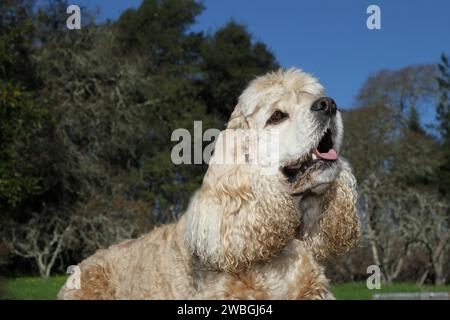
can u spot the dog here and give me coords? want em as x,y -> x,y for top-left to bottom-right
58,68 -> 360,299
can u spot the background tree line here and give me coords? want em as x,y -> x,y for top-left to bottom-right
329,60 -> 450,285
0,0 -> 449,284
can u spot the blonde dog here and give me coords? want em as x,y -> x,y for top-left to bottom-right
58,68 -> 359,300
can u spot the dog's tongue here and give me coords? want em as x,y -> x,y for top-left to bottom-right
314,148 -> 338,161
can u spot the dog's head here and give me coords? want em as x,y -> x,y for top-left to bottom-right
228,68 -> 343,195
185,68 -> 358,272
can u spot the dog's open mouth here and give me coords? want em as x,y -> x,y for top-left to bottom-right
281,128 -> 338,181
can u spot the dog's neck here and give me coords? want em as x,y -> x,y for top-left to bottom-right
297,191 -> 325,239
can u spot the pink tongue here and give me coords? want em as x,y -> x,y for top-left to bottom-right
314,148 -> 338,161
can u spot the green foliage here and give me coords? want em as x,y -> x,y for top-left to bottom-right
407,106 -> 424,134
0,82 -> 44,208
0,0 -> 47,209
200,21 -> 279,118
437,54 -> 450,141
115,0 -> 204,69
0,0 -> 36,85
435,54 -> 450,192
0,0 -> 278,276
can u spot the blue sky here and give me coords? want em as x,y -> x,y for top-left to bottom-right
38,0 -> 450,118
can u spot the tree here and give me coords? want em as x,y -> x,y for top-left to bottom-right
1,1 -> 162,274
435,54 -> 450,193
407,106 -> 424,133
0,83 -> 45,209
437,54 -> 450,139
0,0 -> 36,86
344,105 -> 444,284
199,21 -> 279,119
405,190 -> 450,286
115,0 -> 204,71
2,212 -> 73,278
0,0 -> 48,210
67,195 -> 153,261
344,60 -> 448,284
355,65 -> 438,124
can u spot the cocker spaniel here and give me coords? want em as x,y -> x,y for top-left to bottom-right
58,68 -> 360,300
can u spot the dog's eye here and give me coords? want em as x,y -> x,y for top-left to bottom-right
267,110 -> 288,125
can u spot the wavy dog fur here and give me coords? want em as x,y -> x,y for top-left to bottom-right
58,69 -> 360,300
298,162 -> 360,260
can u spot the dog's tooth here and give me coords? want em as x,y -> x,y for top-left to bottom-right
312,153 -> 317,160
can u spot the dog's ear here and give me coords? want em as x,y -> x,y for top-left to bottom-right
227,107 -> 250,130
184,130 -> 299,272
301,162 -> 360,260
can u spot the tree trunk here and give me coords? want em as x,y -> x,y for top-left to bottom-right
434,252 -> 446,285
36,255 -> 49,279
416,267 -> 429,287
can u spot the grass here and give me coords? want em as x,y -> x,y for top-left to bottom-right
0,276 -> 67,300
331,282 -> 450,300
1,276 -> 449,300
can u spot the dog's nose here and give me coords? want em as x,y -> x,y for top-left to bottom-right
311,97 -> 337,116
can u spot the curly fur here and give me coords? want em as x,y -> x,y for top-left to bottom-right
299,163 -> 360,260
184,153 -> 300,273
58,68 -> 360,300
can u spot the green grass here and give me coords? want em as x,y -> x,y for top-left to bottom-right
0,276 -> 68,300
1,276 -> 450,300
331,282 -> 450,300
